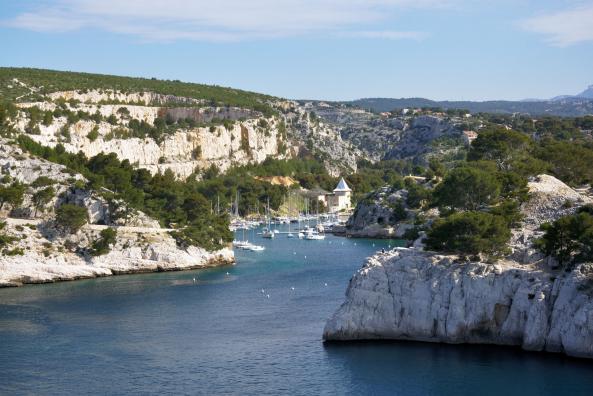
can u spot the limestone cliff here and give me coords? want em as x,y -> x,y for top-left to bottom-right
14,97 -> 290,179
0,220 -> 234,287
324,175 -> 593,359
308,102 -> 468,164
323,248 -> 593,359
10,91 -> 361,179
0,139 -> 234,287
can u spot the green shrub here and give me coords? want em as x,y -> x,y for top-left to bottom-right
170,219 -> 233,251
434,167 -> 500,210
90,227 -> 117,256
0,232 -> 18,250
425,211 -> 511,257
406,183 -> 431,209
55,203 -> 88,234
489,200 -> 523,228
467,128 -> 531,170
389,200 -> 408,222
59,124 -> 71,142
31,176 -> 56,188
535,211 -> 593,269
32,186 -> 55,216
4,247 -> 24,256
106,114 -> 118,125
0,182 -> 25,210
87,126 -> 100,142
534,140 -> 593,186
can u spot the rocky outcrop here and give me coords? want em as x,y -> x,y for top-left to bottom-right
340,183 -> 438,239
0,221 -> 234,287
308,102 -> 467,164
0,139 -> 234,287
47,90 -> 204,106
323,248 -> 593,359
343,187 -> 412,238
14,101 -> 289,179
283,101 -> 360,175
13,93 -> 362,179
324,175 -> 593,358
384,116 -> 462,162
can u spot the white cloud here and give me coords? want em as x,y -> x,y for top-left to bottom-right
520,4 -> 593,46
3,0 -> 445,42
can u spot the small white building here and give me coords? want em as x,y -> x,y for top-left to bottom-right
462,130 -> 478,146
326,178 -> 352,213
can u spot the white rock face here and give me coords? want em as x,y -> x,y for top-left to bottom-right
15,113 -> 286,179
0,140 -> 234,287
0,224 -> 234,287
323,248 -> 593,359
324,175 -> 593,358
14,91 -> 361,177
47,90 -> 203,106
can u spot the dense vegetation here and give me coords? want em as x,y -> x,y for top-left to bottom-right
535,206 -> 593,269
55,204 -> 88,234
420,128 -> 540,257
0,67 -> 277,116
16,135 -> 233,250
425,212 -> 511,258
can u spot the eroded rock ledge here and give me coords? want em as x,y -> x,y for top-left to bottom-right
323,248 -> 593,359
0,237 -> 234,288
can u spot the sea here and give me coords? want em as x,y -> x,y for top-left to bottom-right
1,226 -> 592,395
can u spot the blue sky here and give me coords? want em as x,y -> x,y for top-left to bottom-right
1,0 -> 592,101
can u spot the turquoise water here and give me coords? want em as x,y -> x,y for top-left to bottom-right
1,227 -> 592,395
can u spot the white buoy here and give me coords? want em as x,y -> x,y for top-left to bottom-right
324,283 -> 328,287
372,243 -> 375,247
261,289 -> 265,293
266,294 -> 270,299
354,243 -> 357,246
291,287 -> 295,291
192,277 -> 196,283
293,252 -> 296,255
226,272 -> 230,276
304,255 -> 307,259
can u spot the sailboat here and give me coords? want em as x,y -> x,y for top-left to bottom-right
303,198 -> 325,240
262,197 -> 275,239
287,193 -> 295,238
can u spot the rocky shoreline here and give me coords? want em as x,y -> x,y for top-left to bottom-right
323,248 -> 593,359
0,243 -> 234,287
323,175 -> 593,359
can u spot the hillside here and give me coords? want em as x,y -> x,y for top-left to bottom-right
0,139 -> 234,286
349,97 -> 593,117
0,67 -> 276,115
0,68 -> 359,178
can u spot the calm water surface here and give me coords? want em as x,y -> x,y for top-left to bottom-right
1,226 -> 592,395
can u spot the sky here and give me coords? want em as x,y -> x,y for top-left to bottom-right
0,0 -> 592,101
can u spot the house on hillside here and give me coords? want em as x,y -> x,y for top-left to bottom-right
303,178 -> 353,213
462,130 -> 478,145
326,178 -> 352,213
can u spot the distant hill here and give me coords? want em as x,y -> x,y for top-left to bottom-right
577,85 -> 593,99
348,96 -> 593,117
549,84 -> 593,102
0,67 -> 277,116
